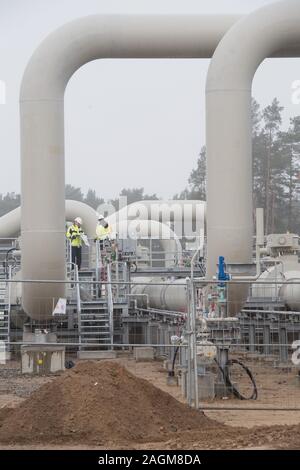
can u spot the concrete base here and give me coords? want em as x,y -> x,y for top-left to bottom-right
0,350 -> 11,364
215,380 -> 237,398
262,356 -> 277,364
21,345 -> 65,375
294,375 -> 300,387
77,350 -> 117,360
198,373 -> 215,401
181,371 -> 215,401
23,330 -> 57,343
163,359 -> 173,372
134,347 -> 155,362
245,353 -> 262,360
166,374 -> 178,386
274,363 -> 294,371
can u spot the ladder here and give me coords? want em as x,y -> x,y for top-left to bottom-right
78,301 -> 112,350
0,266 -> 10,349
78,265 -> 113,351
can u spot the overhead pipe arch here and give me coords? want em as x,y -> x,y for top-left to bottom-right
20,14 -> 241,319
0,200 -> 99,239
206,0 -> 300,280
107,199 -> 206,241
20,8 -> 300,319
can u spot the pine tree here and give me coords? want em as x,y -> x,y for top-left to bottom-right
174,147 -> 206,200
262,98 -> 284,234
84,189 -> 104,210
280,117 -> 300,232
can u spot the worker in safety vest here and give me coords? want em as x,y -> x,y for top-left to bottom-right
66,217 -> 85,270
96,215 -> 112,243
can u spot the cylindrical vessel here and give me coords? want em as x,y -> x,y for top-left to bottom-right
132,277 -> 188,312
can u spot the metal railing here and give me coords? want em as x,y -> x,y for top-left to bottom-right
6,265 -> 12,345
1,275 -> 300,412
106,264 -> 114,347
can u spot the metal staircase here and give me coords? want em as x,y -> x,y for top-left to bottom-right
79,301 -> 112,350
0,266 -> 10,350
77,265 -> 114,353
66,244 -> 129,356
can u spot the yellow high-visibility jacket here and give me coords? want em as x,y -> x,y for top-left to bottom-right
66,224 -> 84,247
96,224 -> 112,241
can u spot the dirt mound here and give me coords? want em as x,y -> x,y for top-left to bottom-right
0,361 -> 219,445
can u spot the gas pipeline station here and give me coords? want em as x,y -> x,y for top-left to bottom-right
1,0 -> 300,450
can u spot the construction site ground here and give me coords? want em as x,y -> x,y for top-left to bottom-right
0,353 -> 300,450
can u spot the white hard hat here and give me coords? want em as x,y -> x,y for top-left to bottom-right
98,214 -> 104,221
74,217 -> 82,224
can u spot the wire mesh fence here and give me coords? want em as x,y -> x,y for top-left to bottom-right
1,241 -> 300,413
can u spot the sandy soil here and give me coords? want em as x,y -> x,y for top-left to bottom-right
119,355 -> 300,428
0,355 -> 300,450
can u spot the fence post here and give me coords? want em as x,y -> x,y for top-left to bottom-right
186,277 -> 199,409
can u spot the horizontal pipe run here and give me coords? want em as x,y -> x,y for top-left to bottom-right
5,342 -> 187,348
137,307 -> 185,317
4,279 -> 300,285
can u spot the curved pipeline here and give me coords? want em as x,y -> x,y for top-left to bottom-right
0,204 -> 182,266
111,218 -> 182,268
132,277 -> 188,313
20,14 -> 241,319
0,200 -> 98,239
206,0 -> 300,280
20,8 -> 300,319
107,199 -> 205,241
8,219 -> 183,312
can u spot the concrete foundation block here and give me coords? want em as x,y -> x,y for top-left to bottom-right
215,380 -> 238,398
23,331 -> 57,343
294,374 -> 300,387
166,374 -> 178,386
245,353 -> 262,360
163,359 -> 173,372
0,350 -> 11,364
133,347 -> 155,362
182,372 -> 216,401
274,363 -> 293,371
198,373 -> 215,401
262,356 -> 277,364
21,345 -> 65,375
77,350 -> 117,360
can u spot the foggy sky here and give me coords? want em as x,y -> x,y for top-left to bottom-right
0,0 -> 300,200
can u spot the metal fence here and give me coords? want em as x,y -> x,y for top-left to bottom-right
0,232 -> 299,412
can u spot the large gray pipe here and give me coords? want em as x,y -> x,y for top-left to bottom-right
21,9 -> 300,319
0,200 -> 98,238
107,200 -> 205,240
20,14 -> 241,319
132,277 -> 188,313
206,0 -> 300,280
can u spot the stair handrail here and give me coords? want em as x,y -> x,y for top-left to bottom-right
66,262 -> 82,344
95,239 -> 102,285
106,264 -> 114,347
74,264 -> 82,346
6,265 -> 12,345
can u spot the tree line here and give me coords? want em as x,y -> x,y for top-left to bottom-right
178,98 -> 300,235
1,97 -> 300,235
0,186 -> 158,217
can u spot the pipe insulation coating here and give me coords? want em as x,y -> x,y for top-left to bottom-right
206,0 -> 300,279
132,278 -> 188,313
20,7 -> 300,318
